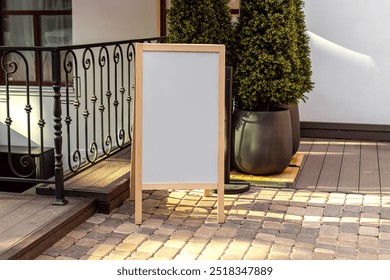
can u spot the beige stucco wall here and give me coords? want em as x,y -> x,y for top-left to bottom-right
72,0 -> 159,44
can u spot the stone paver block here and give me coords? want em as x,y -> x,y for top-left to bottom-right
236,228 -> 258,239
262,221 -> 282,231
171,229 -> 194,241
319,224 -> 339,239
341,211 -> 360,222
304,206 -> 324,221
358,236 -> 379,249
115,242 -> 138,252
336,246 -> 357,256
100,218 -> 125,228
312,252 -> 334,260
140,218 -> 164,229
359,226 -> 379,237
181,242 -> 207,255
317,237 -> 338,246
200,246 -> 226,259
379,232 -> 390,240
107,250 -> 132,259
173,253 -> 198,260
86,216 -> 106,225
52,236 -> 76,250
154,246 -> 180,260
302,220 -> 321,229
194,226 -> 218,238
267,252 -> 290,260
380,239 -> 390,249
292,245 -> 313,255
42,247 -> 65,258
324,205 -> 343,217
123,233 -> 149,245
338,232 -> 358,243
221,253 -> 243,260
281,222 -> 302,235
264,211 -> 284,222
270,243 -> 292,255
378,254 -> 390,260
114,223 -> 138,234
89,244 -> 115,257
93,225 -> 114,235
36,255 -> 55,260
340,222 -> 360,234
130,250 -> 154,260
360,212 -> 380,226
296,236 -> 316,248
228,239 -> 252,252
300,227 -> 319,238
164,239 -> 186,249
255,232 -> 277,242
244,246 -> 269,260
147,234 -> 169,245
343,205 -> 361,212
314,246 -> 336,255
322,216 -> 340,226
66,230 -> 87,240
242,219 -> 262,229
138,240 -> 164,253
287,206 -> 305,216
111,213 -> 130,220
357,252 -> 378,260
290,252 -> 312,260
275,235 -> 296,246
381,208 -> 390,220
284,214 -> 303,223
75,238 -> 100,248
362,206 -> 381,214
269,204 -> 288,212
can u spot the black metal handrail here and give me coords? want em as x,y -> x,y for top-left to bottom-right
0,36 -> 166,205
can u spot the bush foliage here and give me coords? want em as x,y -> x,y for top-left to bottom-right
167,0 -> 233,65
233,0 -> 314,111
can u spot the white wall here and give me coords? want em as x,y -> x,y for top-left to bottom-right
72,0 -> 159,44
300,0 -> 390,125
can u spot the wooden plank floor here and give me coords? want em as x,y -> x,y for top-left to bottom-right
36,147 -> 131,213
295,138 -> 390,194
0,192 -> 95,260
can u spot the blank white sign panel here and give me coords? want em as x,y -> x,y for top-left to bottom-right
142,50 -> 219,184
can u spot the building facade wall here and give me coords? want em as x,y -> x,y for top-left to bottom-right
300,0 -> 390,125
72,0 -> 160,44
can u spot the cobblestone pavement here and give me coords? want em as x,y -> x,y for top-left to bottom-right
36,187 -> 390,260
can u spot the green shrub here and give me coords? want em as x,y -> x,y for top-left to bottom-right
233,0 -> 313,111
167,0 -> 233,65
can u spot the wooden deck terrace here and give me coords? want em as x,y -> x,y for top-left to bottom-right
1,137 -> 390,259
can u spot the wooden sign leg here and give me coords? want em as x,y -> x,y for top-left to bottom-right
217,183 -> 225,223
135,185 -> 143,224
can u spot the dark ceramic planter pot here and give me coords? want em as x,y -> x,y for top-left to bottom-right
287,104 -> 300,155
233,108 -> 292,175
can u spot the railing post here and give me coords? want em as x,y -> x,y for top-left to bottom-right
52,48 -> 68,206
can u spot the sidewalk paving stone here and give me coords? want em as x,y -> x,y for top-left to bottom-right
35,185 -> 390,261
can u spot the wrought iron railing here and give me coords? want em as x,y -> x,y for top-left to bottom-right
0,36 -> 165,205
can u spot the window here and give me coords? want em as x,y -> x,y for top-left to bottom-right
0,0 -> 72,84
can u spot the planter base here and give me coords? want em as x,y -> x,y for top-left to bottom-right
224,179 -> 250,194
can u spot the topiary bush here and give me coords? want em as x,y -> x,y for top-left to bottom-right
167,0 -> 233,65
233,0 -> 313,111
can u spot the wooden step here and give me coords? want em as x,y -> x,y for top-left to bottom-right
0,195 -> 96,260
36,148 -> 132,214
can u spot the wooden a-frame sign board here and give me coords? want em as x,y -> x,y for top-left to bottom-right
131,43 -> 225,224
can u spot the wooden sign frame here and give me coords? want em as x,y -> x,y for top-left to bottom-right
131,43 -> 225,224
